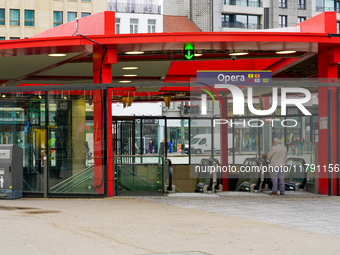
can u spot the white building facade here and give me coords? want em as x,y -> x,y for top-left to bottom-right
107,0 -> 163,34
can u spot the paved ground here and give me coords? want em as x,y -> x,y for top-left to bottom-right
1,193 -> 340,255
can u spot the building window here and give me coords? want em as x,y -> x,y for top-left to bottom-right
68,12 -> 77,22
0,37 -> 5,40
222,0 -> 262,7
298,0 -> 306,9
221,14 -> 261,29
148,20 -> 156,33
81,0 -> 91,1
10,37 -> 20,40
81,12 -> 91,18
24,10 -> 34,26
130,19 -> 138,33
115,18 -> 120,34
279,0 -> 287,8
10,9 -> 20,26
53,11 -> 63,27
316,0 -> 335,11
298,16 -> 306,23
0,9 -> 4,25
279,15 -> 287,27
337,21 -> 340,34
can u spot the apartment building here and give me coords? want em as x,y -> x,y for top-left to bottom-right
0,0 -> 107,40
108,0 -> 163,34
163,0 -> 340,32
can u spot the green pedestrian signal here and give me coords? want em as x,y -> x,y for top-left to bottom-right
184,43 -> 194,60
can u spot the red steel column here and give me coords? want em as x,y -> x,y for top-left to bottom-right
318,45 -> 338,195
220,98 -> 229,190
93,45 -> 116,196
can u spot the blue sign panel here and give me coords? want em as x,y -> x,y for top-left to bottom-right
197,71 -> 272,86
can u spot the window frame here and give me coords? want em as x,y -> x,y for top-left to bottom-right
10,9 -> 20,26
81,12 -> 91,18
115,18 -> 120,34
53,11 -> 63,27
0,9 -> 5,25
279,0 -> 287,8
67,12 -> 77,22
24,10 -> 35,27
147,19 -> 156,33
279,15 -> 287,28
130,18 -> 138,34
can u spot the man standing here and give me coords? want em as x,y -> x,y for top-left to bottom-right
266,137 -> 287,195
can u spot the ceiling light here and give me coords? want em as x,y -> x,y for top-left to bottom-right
122,67 -> 138,70
276,50 -> 297,54
229,52 -> 249,56
119,80 -> 132,83
123,74 -> 137,77
48,53 -> 67,57
125,51 -> 144,55
2,94 -> 5,98
194,53 -> 203,57
38,95 -> 42,99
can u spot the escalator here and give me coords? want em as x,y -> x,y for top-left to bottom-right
49,165 -> 94,193
117,164 -> 161,191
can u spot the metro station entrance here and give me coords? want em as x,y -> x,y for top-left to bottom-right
113,116 -> 165,195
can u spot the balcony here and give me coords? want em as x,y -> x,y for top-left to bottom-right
107,2 -> 161,15
315,6 -> 335,12
222,0 -> 262,7
222,22 -> 262,29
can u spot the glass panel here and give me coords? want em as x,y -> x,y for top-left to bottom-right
48,90 -> 104,194
25,10 -> 34,26
167,119 -> 189,164
0,92 -> 47,193
189,119 -> 211,165
116,155 -> 163,194
81,12 -> 91,18
142,119 -> 164,156
53,11 -> 63,27
67,12 -> 77,22
233,118 -> 260,164
10,9 -> 19,26
0,9 -> 5,25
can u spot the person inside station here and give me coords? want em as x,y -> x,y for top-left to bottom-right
263,137 -> 287,196
168,139 -> 172,154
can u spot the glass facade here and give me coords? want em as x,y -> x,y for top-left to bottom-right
0,88 -> 106,196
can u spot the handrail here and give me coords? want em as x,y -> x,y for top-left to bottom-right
49,165 -> 94,192
119,165 -> 150,186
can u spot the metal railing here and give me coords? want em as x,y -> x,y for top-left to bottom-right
115,154 -> 164,193
222,22 -> 262,30
49,165 -> 94,193
221,0 -> 262,7
316,6 -> 335,12
107,1 -> 161,14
